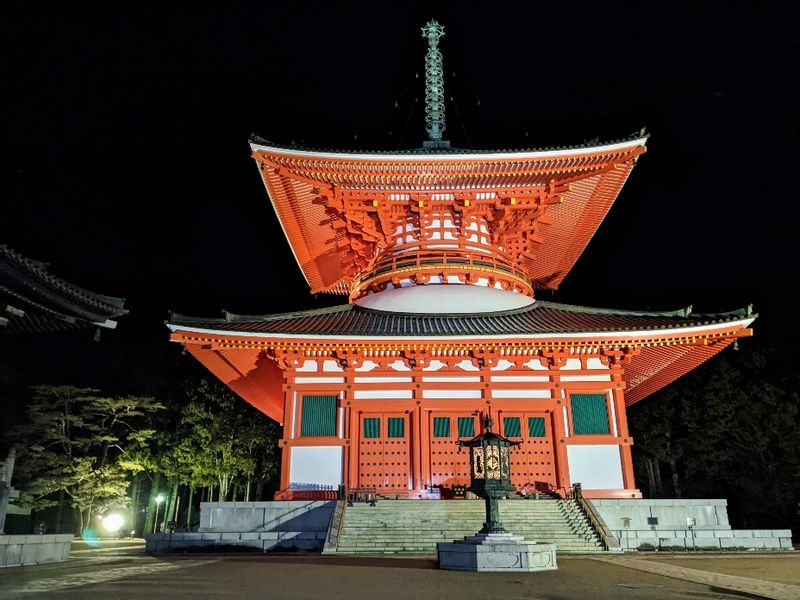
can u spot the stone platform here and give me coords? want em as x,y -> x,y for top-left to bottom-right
0,534 -> 73,567
437,532 -> 557,572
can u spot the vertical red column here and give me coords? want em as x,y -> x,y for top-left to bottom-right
411,372 -> 424,495
277,371 -> 295,499
612,375 -> 636,490
550,368 -> 570,496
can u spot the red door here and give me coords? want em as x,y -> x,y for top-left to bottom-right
501,412 -> 557,493
358,413 -> 411,493
428,413 -> 479,493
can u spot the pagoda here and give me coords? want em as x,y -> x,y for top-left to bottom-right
168,21 -> 754,500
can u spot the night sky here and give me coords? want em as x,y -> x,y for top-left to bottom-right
2,2 -> 798,398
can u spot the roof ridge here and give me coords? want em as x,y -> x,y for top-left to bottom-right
248,129 -> 648,157
536,300 -> 694,318
168,299 -> 756,327
168,303 -> 355,324
535,300 -> 754,320
1,245 -> 127,313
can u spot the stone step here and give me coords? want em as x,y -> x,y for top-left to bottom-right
332,498 -> 606,555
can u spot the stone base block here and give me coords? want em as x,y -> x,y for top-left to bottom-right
437,533 -> 557,572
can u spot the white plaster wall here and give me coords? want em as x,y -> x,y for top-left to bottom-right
354,285 -> 534,313
294,376 -> 345,384
491,359 -> 515,371
355,360 -> 379,372
423,360 -> 447,371
289,447 -> 343,487
422,389 -> 483,399
491,389 -> 551,399
585,358 -> 609,370
523,359 -> 548,371
353,390 -> 413,399
567,445 -> 624,489
560,375 -> 612,382
491,375 -> 549,383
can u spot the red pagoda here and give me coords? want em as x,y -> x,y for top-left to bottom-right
168,21 -> 754,500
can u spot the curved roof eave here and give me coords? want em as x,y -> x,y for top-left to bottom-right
249,134 -> 649,163
167,317 -> 755,343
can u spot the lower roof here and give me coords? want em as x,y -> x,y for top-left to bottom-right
168,300 -> 754,338
168,300 -> 755,413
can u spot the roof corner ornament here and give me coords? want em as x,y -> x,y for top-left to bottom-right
421,19 -> 449,148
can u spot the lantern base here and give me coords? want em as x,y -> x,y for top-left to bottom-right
437,533 -> 557,572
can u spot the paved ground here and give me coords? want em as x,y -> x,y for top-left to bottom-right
643,554 -> 800,586
0,541 -> 778,600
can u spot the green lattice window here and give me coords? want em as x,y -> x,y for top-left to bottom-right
363,418 -> 380,438
300,395 -> 337,436
457,417 -> 475,438
528,417 -> 546,438
433,417 -> 450,437
387,417 -> 405,438
503,416 -> 522,438
571,394 -> 610,435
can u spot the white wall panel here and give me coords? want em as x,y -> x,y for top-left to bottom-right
491,389 -> 551,398
567,445 -> 624,489
353,390 -> 413,400
289,446 -> 343,487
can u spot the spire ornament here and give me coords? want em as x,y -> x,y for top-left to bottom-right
421,20 -> 449,148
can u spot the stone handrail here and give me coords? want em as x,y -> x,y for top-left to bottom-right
577,497 -> 620,551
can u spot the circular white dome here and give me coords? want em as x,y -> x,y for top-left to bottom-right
353,285 -> 534,314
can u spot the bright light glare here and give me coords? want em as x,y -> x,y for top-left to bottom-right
155,494 -> 165,503
102,513 -> 124,533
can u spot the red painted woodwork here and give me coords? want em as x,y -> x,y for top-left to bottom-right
350,247 -> 533,301
167,132 -> 756,501
427,412 -> 477,494
251,139 -> 647,295
357,412 -> 411,492
501,411 -> 558,493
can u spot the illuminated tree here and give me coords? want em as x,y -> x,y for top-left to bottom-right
8,385 -> 163,535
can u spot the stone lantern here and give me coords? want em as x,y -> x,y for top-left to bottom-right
437,414 -> 558,572
458,416 -> 519,534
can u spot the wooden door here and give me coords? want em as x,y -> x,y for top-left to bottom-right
428,413 -> 479,492
501,412 -> 557,493
358,413 -> 410,492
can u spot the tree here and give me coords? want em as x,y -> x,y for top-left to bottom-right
7,385 -> 163,535
178,379 -> 280,502
630,347 -> 800,529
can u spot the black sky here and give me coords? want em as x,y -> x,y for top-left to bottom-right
1,2 -> 798,393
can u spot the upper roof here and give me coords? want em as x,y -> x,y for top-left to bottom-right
0,245 -> 128,334
168,300 -> 753,338
249,131 -> 647,159
250,134 -> 648,295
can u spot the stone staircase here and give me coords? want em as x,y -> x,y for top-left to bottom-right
330,499 -> 606,555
